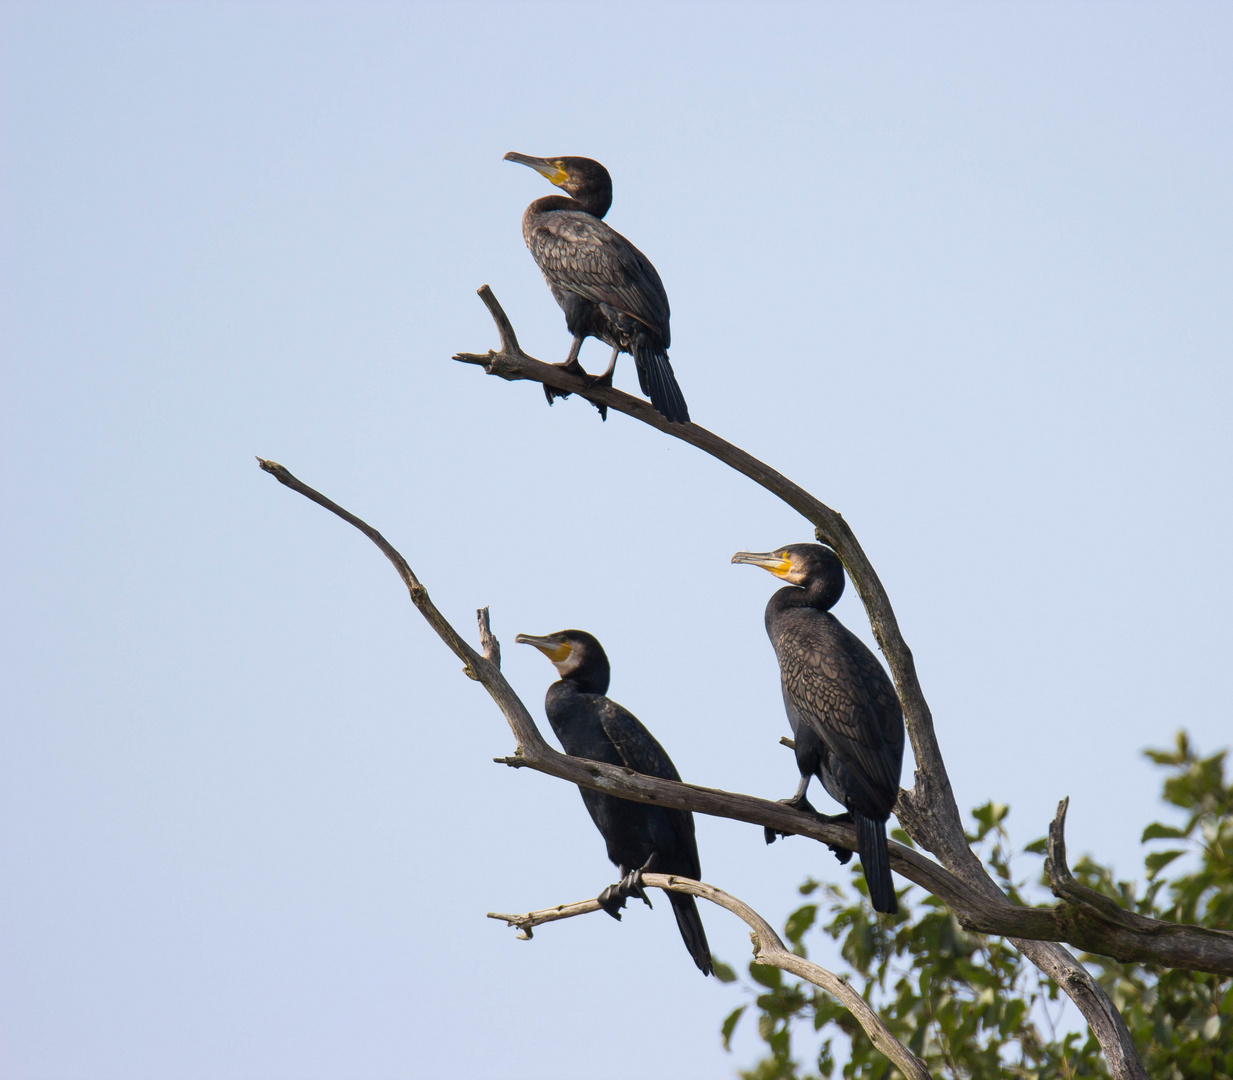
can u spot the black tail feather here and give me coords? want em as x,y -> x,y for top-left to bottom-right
668,892 -> 712,976
854,812 -> 897,915
635,347 -> 690,423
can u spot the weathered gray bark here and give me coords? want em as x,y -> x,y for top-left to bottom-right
257,286 -> 1229,1079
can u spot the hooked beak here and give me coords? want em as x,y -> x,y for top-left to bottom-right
731,550 -> 792,576
504,151 -> 568,186
515,633 -> 571,663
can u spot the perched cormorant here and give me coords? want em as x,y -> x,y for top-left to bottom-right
515,629 -> 711,974
732,544 -> 904,914
503,152 -> 690,424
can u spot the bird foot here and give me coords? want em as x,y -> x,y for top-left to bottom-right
582,368 -> 613,421
764,802 -> 855,862
541,357 -> 590,407
597,883 -> 626,921
764,792 -> 819,844
597,863 -> 655,919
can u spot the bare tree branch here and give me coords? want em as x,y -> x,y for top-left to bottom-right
258,451 -> 1163,1073
257,455 -> 1230,976
489,872 -> 932,1080
1046,797 -> 1233,960
271,294 -> 1233,1080
476,607 -> 500,669
448,289 -> 1188,1079
455,286 -> 963,863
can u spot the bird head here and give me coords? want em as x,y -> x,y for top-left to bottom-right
504,153 -> 613,216
515,629 -> 611,691
731,544 -> 846,602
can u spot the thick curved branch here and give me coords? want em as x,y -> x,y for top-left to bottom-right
453,291 -> 1157,1079
256,452 -> 1158,1078
256,457 -> 1232,980
489,873 -> 932,1080
1046,797 -> 1233,966
456,286 -> 965,868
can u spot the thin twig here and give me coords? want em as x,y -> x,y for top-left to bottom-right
489,872 -> 932,1080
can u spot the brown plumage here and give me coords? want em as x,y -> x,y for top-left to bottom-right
504,152 -> 689,423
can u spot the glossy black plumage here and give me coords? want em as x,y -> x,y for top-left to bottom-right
516,629 -> 711,974
504,152 -> 690,423
733,544 -> 904,914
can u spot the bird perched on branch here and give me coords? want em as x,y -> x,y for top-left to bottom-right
732,544 -> 904,914
503,152 -> 690,423
515,629 -> 711,974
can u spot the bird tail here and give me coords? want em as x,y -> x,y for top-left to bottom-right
854,812 -> 897,915
668,892 -> 713,976
634,346 -> 690,424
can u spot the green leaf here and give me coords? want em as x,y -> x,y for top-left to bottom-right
721,1005 -> 746,1050
999,997 -> 1029,1037
711,958 -> 738,984
784,904 -> 818,946
1145,748 -> 1183,764
1144,849 -> 1186,877
1141,821 -> 1186,842
749,962 -> 783,990
1023,836 -> 1048,855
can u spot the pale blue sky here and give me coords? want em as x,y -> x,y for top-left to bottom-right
3,3 -> 1231,1077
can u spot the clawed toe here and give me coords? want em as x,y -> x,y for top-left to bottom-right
765,792 -> 819,843
764,801 -> 857,863
598,864 -> 655,917
622,868 -> 653,909
597,884 -> 625,921
542,357 -> 591,407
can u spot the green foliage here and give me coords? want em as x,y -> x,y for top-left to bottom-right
719,732 -> 1232,1079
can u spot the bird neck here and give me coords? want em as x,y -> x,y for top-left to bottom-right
559,655 -> 611,695
529,189 -> 611,218
770,578 -> 842,614
559,664 -> 610,695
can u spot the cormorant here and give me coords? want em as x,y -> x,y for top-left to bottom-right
503,152 -> 690,424
515,629 -> 711,974
732,544 -> 904,914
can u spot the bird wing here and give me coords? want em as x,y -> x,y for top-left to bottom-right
777,617 -> 903,813
597,698 -> 700,877
597,699 -> 684,783
527,211 -> 670,340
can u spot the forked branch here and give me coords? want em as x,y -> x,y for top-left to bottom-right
257,452 -> 1158,1075
450,288 -> 1172,1079
263,298 -> 1228,1079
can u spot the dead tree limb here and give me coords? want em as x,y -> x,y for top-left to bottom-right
257,457 -> 922,1076
256,451 -> 1170,1075
449,287 -> 1174,1079
258,454 -> 1233,989
489,873 -> 932,1080
261,296 -> 1231,1078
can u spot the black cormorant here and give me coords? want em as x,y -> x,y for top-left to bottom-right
504,152 -> 690,424
732,544 -> 904,914
515,629 -> 711,974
